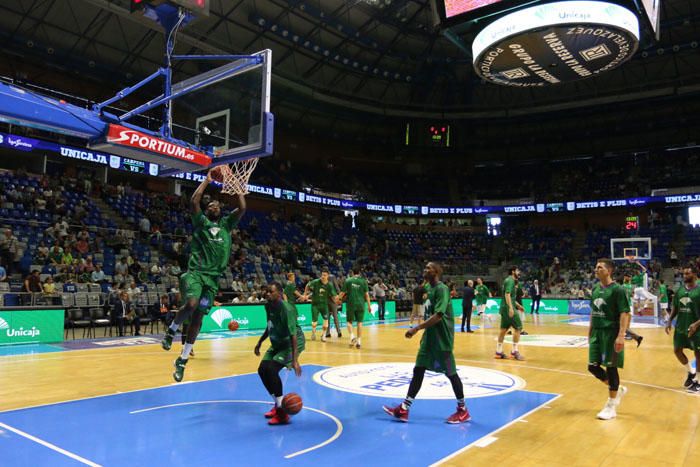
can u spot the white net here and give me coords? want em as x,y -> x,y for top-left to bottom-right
220,158 -> 259,195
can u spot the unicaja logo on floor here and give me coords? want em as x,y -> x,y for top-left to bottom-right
313,362 -> 524,399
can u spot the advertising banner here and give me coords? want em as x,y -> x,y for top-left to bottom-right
0,309 -> 64,345
451,298 -> 569,314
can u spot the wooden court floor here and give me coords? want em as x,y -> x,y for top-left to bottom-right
1,314 -> 698,466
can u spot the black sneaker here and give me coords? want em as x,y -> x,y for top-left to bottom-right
173,356 -> 187,382
161,331 -> 174,351
684,373 -> 696,388
635,335 -> 643,348
520,331 -> 529,335
338,332 -> 342,338
687,382 -> 700,394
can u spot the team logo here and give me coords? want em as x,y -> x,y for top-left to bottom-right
503,334 -> 588,348
593,298 -> 606,309
579,44 -> 612,62
680,297 -> 692,306
0,317 -> 8,330
369,304 -> 378,317
210,308 -> 233,327
109,155 -> 121,169
209,227 -> 221,237
501,68 -> 530,80
313,362 -> 524,399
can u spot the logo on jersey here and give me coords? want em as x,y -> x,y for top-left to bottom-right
502,334 -> 588,348
313,362 -> 524,399
209,227 -> 221,237
210,308 -> 233,327
593,298 -> 606,309
680,297 -> 693,306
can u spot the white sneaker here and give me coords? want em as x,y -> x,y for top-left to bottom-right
350,337 -> 357,347
615,385 -> 628,405
321,334 -> 327,342
597,399 -> 617,420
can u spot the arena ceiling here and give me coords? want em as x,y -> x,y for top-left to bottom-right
0,0 -> 699,142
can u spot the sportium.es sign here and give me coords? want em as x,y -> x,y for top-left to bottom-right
472,1 -> 640,86
0,309 -> 64,345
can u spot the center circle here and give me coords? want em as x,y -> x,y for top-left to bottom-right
313,362 -> 525,399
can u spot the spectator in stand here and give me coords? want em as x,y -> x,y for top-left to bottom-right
75,236 -> 90,256
23,270 -> 42,305
0,229 -> 19,274
129,261 -> 144,283
410,282 -> 426,326
35,241 -> 50,264
126,282 -> 141,302
60,249 -> 74,272
49,245 -> 63,267
91,264 -> 107,284
115,257 -> 129,277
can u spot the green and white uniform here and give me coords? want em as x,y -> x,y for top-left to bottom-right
180,211 -> 238,314
307,279 -> 337,322
415,282 -> 457,375
262,300 -> 305,367
499,276 -> 522,330
588,282 -> 630,368
283,281 -> 298,305
659,284 -> 669,310
343,276 -> 369,323
672,285 -> 700,351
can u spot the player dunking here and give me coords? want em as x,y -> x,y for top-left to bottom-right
495,266 -> 525,360
587,258 -> 630,420
665,263 -> 700,393
382,262 -> 471,424
160,168 -> 246,382
255,281 -> 304,425
337,267 -> 371,349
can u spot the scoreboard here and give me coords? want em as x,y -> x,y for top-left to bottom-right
404,123 -> 452,148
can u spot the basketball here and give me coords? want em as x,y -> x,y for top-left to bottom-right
210,165 -> 225,183
282,393 -> 303,415
227,320 -> 239,331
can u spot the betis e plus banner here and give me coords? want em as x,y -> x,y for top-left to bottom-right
451,298 -> 569,314
0,309 -> 64,345
201,301 -> 397,332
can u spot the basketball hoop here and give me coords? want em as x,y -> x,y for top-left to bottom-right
625,255 -> 636,262
219,158 -> 259,195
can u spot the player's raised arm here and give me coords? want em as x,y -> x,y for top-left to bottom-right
191,170 -> 213,214
229,193 -> 247,223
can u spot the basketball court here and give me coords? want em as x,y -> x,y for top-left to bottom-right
1,315 -> 699,466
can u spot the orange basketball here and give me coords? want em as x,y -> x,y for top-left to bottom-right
282,393 -> 303,415
210,165 -> 225,182
227,320 -> 239,331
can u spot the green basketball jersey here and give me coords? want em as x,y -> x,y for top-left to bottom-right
188,211 -> 238,276
499,277 -> 516,312
283,282 -> 298,304
308,278 -> 336,306
419,282 -> 454,352
265,300 -> 298,350
673,285 -> 700,331
631,272 -> 645,287
343,276 -> 368,308
590,282 -> 630,329
622,282 -> 634,300
659,284 -> 669,303
475,284 -> 489,305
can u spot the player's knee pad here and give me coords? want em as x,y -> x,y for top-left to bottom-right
588,363 -> 607,381
606,367 -> 620,391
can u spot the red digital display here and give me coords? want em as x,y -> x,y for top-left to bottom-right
625,216 -> 640,231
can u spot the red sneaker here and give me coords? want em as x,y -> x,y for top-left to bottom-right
446,406 -> 471,424
268,409 -> 290,425
382,404 -> 409,422
264,406 -> 277,419
494,351 -> 507,359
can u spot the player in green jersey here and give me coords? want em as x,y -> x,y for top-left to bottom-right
587,258 -> 631,420
622,274 -> 643,347
495,266 -> 526,360
303,268 -> 339,342
658,279 -> 669,320
383,262 -> 471,424
283,272 -> 303,305
474,277 -> 492,325
254,281 -> 304,425
337,267 -> 372,349
160,168 -> 246,382
665,264 -> 700,393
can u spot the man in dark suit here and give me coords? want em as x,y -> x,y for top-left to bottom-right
529,279 -> 542,314
461,280 -> 476,333
114,291 -> 140,336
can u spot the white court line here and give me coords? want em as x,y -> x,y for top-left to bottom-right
0,421 -> 102,467
129,399 -> 343,459
428,394 -> 563,466
473,436 -> 498,447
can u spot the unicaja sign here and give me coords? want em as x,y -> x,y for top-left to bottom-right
0,318 -> 40,337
